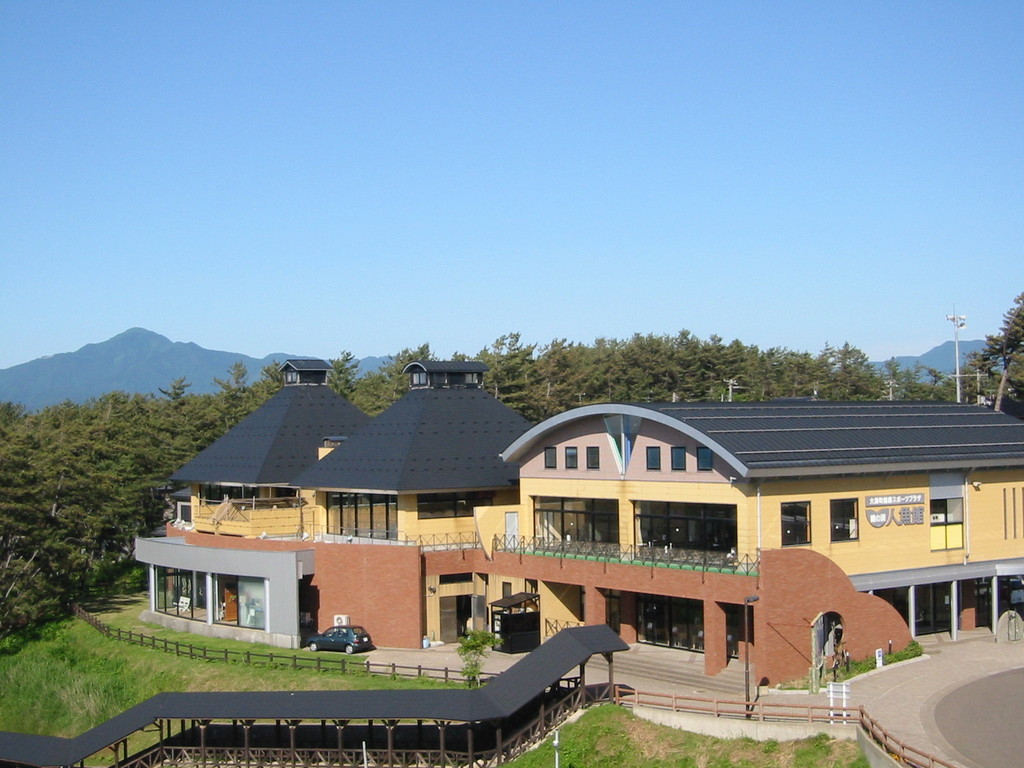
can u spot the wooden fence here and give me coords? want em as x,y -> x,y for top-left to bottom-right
73,605 -> 484,685
614,685 -> 960,768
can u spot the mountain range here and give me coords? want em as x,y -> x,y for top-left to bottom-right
0,327 -> 986,411
0,328 -> 387,411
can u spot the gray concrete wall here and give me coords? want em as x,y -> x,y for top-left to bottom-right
141,609 -> 301,649
632,705 -> 857,742
135,536 -> 314,637
856,728 -> 902,768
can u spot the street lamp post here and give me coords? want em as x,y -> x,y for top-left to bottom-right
946,310 -> 966,404
744,595 -> 759,715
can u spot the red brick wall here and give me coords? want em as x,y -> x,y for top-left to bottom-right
759,548 -> 912,684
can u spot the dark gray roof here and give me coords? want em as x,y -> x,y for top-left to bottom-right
404,360 -> 489,374
280,358 -> 330,371
0,625 -> 626,768
504,401 -> 1024,478
295,387 -> 531,492
171,385 -> 370,485
640,401 -> 1024,473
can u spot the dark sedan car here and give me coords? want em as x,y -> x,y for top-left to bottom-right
305,625 -> 374,654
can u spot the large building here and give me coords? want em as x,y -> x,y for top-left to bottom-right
136,362 -> 1024,685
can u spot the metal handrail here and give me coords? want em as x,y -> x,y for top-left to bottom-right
492,534 -> 759,575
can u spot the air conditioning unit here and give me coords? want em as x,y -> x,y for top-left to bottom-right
334,614 -> 351,626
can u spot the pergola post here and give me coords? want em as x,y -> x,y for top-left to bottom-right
386,719 -> 397,767
603,650 -> 616,700
436,720 -> 447,766
242,720 -> 254,768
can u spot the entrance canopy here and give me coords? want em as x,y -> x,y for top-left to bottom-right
490,592 -> 539,610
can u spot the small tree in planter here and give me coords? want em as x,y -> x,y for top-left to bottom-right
457,630 -> 499,687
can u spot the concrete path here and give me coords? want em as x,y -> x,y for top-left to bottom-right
845,631 -> 1024,768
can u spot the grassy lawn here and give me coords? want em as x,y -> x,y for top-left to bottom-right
508,705 -> 869,768
1,592 -> 869,767
0,591 -> 454,739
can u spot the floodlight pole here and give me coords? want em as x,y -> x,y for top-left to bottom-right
744,595 -> 759,716
946,310 -> 966,404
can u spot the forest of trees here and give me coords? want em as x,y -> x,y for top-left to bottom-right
2,292 -> 1022,643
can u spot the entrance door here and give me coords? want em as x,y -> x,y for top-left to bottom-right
440,595 -> 475,643
505,511 -> 519,539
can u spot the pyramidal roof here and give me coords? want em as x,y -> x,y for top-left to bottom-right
171,385 -> 370,485
294,387 -> 532,493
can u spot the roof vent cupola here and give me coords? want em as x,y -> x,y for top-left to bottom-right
279,358 -> 330,386
403,360 -> 488,390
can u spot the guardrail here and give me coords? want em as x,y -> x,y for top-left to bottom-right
74,606 -> 485,685
493,535 -> 759,575
613,685 -> 858,725
614,685 -> 959,768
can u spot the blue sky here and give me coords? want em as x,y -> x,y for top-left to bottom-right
1,2 -> 1020,370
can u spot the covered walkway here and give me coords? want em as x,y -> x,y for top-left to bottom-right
0,625 -> 627,768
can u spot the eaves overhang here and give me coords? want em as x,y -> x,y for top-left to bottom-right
743,456 -> 1024,479
500,404 -> 751,478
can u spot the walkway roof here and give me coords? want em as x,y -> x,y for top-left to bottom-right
0,625 -> 626,768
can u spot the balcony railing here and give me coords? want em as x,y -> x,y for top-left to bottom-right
191,497 -> 310,538
315,528 -> 482,551
492,535 -> 759,575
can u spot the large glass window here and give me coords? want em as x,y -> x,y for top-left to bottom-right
534,496 -> 619,543
327,492 -> 397,538
215,574 -> 266,630
635,501 -> 737,551
781,501 -> 811,546
830,498 -> 859,541
930,498 -> 964,550
638,595 -> 704,651
418,491 -> 493,519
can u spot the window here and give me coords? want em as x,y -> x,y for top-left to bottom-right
586,446 -> 600,469
328,492 -> 397,538
635,500 -> 737,551
670,446 -> 687,471
696,447 -> 713,472
781,501 -> 810,546
544,447 -> 557,469
439,573 -> 473,584
565,446 -> 578,469
646,446 -> 661,471
830,499 -> 859,541
930,498 -> 964,550
534,496 -> 619,543
417,491 -> 493,519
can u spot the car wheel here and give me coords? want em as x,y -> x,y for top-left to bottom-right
345,644 -> 355,654
308,642 -> 319,652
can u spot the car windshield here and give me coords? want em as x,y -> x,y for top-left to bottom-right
350,627 -> 367,636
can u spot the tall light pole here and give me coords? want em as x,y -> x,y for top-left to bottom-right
744,595 -> 759,715
946,310 -> 966,404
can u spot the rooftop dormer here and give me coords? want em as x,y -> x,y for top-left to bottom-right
403,360 -> 488,390
280,358 -> 330,386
